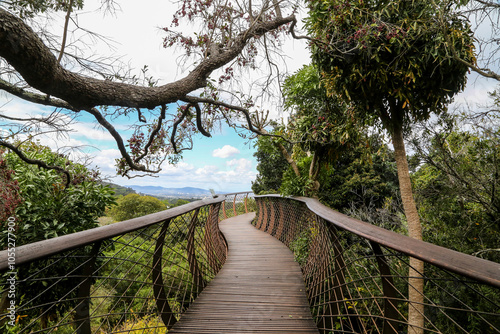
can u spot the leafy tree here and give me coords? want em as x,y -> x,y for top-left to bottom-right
0,140 -> 115,327
319,135 -> 398,212
0,0 -> 301,178
170,199 -> 192,207
306,0 -> 474,332
251,128 -> 290,194
411,113 -> 500,263
435,0 -> 500,82
254,64 -> 364,197
282,64 -> 363,195
109,193 -> 167,222
2,141 -> 115,243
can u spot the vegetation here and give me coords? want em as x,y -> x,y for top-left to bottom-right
103,182 -> 136,197
0,141 -> 115,328
1,0 -> 499,332
251,129 -> 290,195
1,141 -> 115,244
108,194 -> 166,222
411,112 -> 500,263
306,1 -> 474,331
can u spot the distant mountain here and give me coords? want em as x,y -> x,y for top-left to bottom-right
129,185 -> 212,198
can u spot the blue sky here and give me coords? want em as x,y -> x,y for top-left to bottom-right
0,97 -> 259,192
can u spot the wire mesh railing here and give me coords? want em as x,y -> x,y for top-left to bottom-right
219,192 -> 255,221
254,195 -> 500,334
3,191 -> 498,333
0,192 -> 250,334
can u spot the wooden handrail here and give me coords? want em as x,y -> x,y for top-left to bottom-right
255,195 -> 500,288
0,197 -> 225,270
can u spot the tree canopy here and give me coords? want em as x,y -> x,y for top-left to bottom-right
306,0 -> 475,131
109,193 -> 167,222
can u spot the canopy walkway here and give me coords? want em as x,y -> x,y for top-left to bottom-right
1,192 -> 499,334
169,213 -> 318,333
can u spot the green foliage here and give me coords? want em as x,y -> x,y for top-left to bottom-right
0,141 -> 115,326
2,141 -> 115,244
109,193 -> 166,221
117,314 -> 167,334
251,128 -> 290,194
171,198 -> 191,207
411,114 -> 500,262
283,64 -> 361,152
319,135 -> 398,211
289,228 -> 312,266
279,155 -> 317,197
94,220 -> 196,331
278,134 -> 399,213
306,0 -> 475,131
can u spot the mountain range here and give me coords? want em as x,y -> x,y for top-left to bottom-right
129,185 -> 213,198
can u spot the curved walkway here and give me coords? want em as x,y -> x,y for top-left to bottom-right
169,212 -> 319,333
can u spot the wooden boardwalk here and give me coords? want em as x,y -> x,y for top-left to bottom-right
169,213 -> 319,333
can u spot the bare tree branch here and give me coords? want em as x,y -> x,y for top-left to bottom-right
57,0 -> 74,63
85,107 -> 159,174
134,104 -> 167,163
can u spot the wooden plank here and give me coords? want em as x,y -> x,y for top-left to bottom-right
169,213 -> 319,334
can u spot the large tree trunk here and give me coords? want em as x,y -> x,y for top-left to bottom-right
391,124 -> 425,334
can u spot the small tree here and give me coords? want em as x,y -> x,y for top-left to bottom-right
254,64 -> 363,198
109,194 -> 166,222
282,64 -> 362,196
306,0 -> 474,332
251,127 -> 291,194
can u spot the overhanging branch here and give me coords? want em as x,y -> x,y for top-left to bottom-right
0,140 -> 71,188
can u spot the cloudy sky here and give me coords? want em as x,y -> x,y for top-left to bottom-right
1,0 -> 498,193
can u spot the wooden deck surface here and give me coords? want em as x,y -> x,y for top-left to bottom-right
169,212 -> 319,333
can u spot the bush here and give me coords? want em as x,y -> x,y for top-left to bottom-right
0,141 -> 115,327
109,194 -> 166,222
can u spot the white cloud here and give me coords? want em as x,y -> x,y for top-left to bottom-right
90,149 -> 121,173
226,158 -> 252,170
71,122 -> 115,142
212,145 -> 240,158
195,165 -> 219,175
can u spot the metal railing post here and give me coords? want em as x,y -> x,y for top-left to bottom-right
74,241 -> 102,334
187,209 -> 206,294
370,241 -> 400,334
152,218 -> 177,330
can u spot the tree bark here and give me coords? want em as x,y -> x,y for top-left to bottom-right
308,151 -> 321,198
391,124 -> 425,334
276,141 -> 301,178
